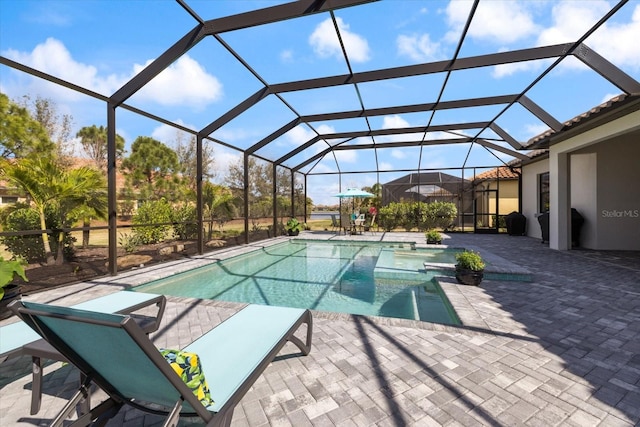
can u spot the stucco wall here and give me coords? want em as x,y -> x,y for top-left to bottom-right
523,130 -> 640,250
570,153 -> 597,248
522,158 -> 549,240
593,134 -> 640,249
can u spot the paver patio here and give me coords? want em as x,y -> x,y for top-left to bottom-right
1,232 -> 639,426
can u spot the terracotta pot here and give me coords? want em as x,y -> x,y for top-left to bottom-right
0,284 -> 22,319
455,268 -> 484,286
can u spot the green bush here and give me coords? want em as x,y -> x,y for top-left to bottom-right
378,203 -> 400,231
118,232 -> 140,253
285,217 -> 303,233
0,207 -> 45,262
172,204 -> 198,240
420,201 -> 457,230
132,199 -> 172,244
399,203 -> 418,231
0,206 -> 75,263
425,229 -> 442,243
455,250 -> 485,271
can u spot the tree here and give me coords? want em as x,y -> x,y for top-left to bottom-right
224,157 -> 294,218
52,167 -> 107,261
0,156 -> 106,265
202,182 -> 236,238
121,136 -> 184,202
21,95 -> 74,166
173,131 -> 215,193
76,125 -> 125,171
0,93 -> 53,158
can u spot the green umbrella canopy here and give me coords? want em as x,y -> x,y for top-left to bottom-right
335,188 -> 374,215
334,188 -> 374,198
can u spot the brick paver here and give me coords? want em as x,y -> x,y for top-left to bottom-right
1,232 -> 639,426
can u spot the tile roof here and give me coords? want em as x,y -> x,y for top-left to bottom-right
525,94 -> 635,148
474,167 -> 520,180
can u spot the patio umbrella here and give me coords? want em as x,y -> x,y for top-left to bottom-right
334,188 -> 374,214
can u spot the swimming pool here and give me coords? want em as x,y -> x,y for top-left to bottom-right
134,240 -> 461,325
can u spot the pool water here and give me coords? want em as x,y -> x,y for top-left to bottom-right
134,240 -> 460,325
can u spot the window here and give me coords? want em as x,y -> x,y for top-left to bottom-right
538,172 -> 549,213
0,196 -> 18,204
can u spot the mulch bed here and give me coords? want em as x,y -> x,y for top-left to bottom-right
14,239 -> 225,295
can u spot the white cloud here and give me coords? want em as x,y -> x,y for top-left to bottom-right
133,55 -> 222,108
397,33 -> 444,62
524,123 -> 551,140
286,125 -> 315,146
584,3 -> 640,71
280,49 -> 293,63
2,37 -> 223,108
491,51 -> 549,78
334,149 -> 357,163
391,149 -> 406,159
382,115 -> 410,129
492,2 -> 640,77
3,38 -> 124,99
309,17 -> 370,62
379,161 -> 394,170
212,146 -> 241,182
446,0 -> 539,44
538,1 -> 610,46
150,121 -> 197,145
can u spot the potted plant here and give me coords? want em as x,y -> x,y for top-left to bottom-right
0,257 -> 28,319
454,250 -> 485,286
285,218 -> 303,236
425,229 -> 442,244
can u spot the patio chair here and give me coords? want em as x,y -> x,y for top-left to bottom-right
0,291 -> 165,415
9,301 -> 312,427
330,214 -> 340,232
340,213 -> 353,235
354,214 -> 366,234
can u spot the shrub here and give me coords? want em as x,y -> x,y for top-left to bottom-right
455,250 -> 485,271
425,229 -> 442,243
0,206 -> 75,263
132,199 -> 172,244
118,232 -> 140,253
285,218 -> 303,233
419,201 -> 457,230
378,203 -> 400,231
172,204 -> 198,240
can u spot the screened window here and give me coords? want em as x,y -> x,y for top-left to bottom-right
539,172 -> 550,213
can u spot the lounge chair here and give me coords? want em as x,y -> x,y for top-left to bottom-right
0,291 -> 166,414
9,301 -> 312,427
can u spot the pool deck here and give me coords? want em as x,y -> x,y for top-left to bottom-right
1,232 -> 639,426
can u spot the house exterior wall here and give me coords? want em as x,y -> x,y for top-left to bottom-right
592,135 -> 640,249
522,158 -> 549,240
570,153 -> 597,249
522,109 -> 640,250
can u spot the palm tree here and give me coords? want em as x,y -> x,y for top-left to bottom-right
53,167 -> 107,262
202,182 -> 236,239
0,157 -> 107,265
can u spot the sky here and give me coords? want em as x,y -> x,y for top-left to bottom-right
1,0 -> 639,205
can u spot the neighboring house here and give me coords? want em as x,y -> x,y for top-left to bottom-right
472,166 -> 520,231
0,185 -> 24,206
519,94 -> 640,250
381,172 -> 474,228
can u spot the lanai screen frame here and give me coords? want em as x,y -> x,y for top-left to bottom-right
1,0 -> 639,275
